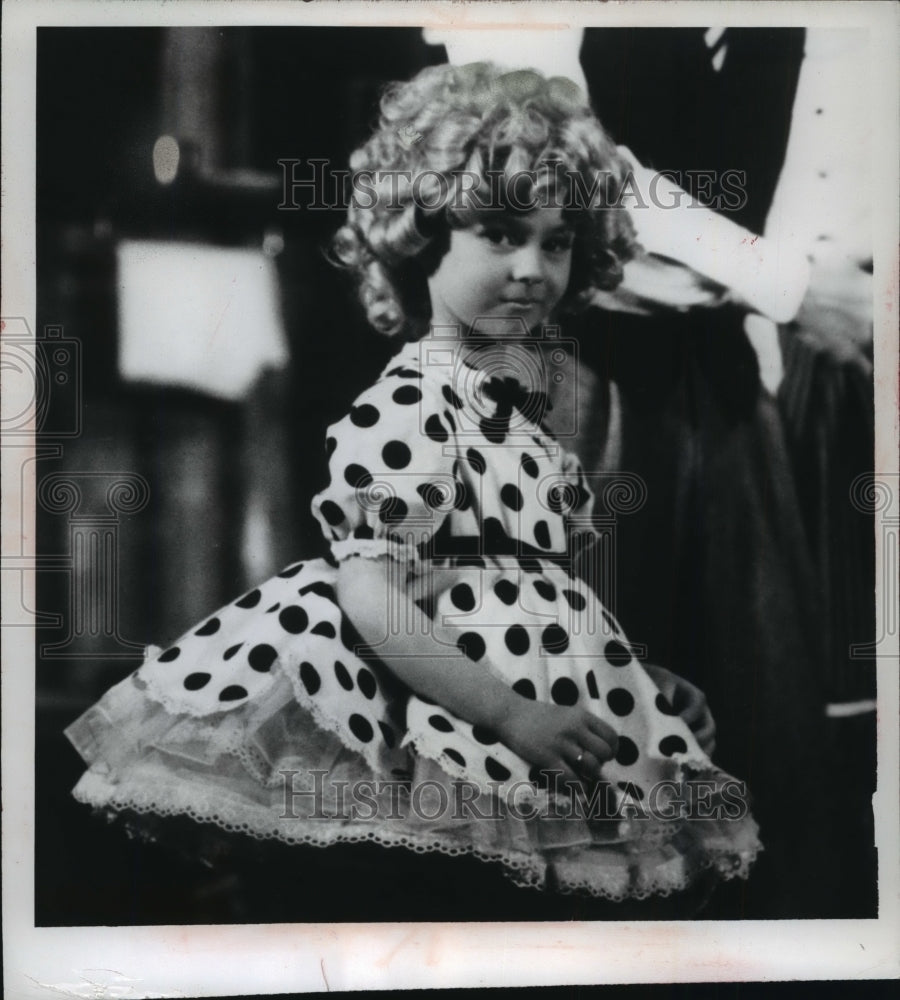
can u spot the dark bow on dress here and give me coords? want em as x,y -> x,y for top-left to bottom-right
480,376 -> 553,442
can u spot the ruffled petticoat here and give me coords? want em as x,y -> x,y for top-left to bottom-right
66,565 -> 761,904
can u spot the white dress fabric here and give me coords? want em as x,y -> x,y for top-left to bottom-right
66,338 -> 761,901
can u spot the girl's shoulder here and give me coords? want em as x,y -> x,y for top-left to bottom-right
345,340 -> 452,413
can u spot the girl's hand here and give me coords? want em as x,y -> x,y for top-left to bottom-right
499,699 -> 619,786
643,664 -> 717,757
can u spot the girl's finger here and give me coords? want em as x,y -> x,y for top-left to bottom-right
569,748 -> 605,784
552,760 -> 582,787
579,729 -> 615,766
585,714 -> 619,755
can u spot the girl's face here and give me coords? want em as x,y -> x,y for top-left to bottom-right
426,206 -> 574,334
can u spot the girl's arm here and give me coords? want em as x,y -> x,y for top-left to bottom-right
336,555 -> 618,785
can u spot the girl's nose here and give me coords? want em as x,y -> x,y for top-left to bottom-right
510,244 -> 544,285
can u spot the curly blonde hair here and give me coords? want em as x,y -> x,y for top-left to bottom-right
330,62 -> 639,339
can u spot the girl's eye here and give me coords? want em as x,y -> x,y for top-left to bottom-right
544,234 -> 574,253
478,227 -> 518,247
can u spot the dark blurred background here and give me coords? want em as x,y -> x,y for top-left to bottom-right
34,27 -> 877,926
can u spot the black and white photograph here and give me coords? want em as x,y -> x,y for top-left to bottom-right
3,0 -> 899,993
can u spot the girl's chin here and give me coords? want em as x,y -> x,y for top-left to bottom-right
465,308 -> 552,337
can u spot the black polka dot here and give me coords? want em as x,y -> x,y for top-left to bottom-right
319,501 -> 345,527
615,736 -> 639,767
334,660 -> 354,690
457,632 -> 486,661
382,441 -> 411,469
605,640 -> 632,666
466,448 -> 486,474
472,724 -> 498,745
183,672 -> 209,690
541,624 -> 569,653
533,579 -> 556,602
299,581 -> 337,603
353,524 -> 375,540
618,781 -> 645,801
349,714 -> 374,743
279,605 -> 309,634
479,418 -> 506,444
505,625 -> 530,655
266,603 -> 280,613
340,615 -> 364,654
311,621 -> 336,638
248,644 -> 277,672
563,589 -> 587,612
607,688 -> 635,716
444,747 -> 466,766
425,414 -> 449,443
278,562 -> 304,578
325,437 -> 337,457
387,366 -> 423,379
344,463 -> 373,488
513,678 -> 537,699
659,735 -> 689,757
655,693 -> 679,716
300,662 -> 321,695
442,385 -> 463,409
546,487 -> 567,514
450,583 -> 476,612
500,484 -> 523,511
379,722 -> 396,748
417,482 -> 446,509
219,685 -> 248,702
379,497 -> 408,523
551,677 -> 579,706
234,588 -> 262,609
158,646 -> 181,662
586,670 -> 600,699
518,556 -> 541,574
429,714 -> 454,733
223,643 -> 243,660
601,609 -> 620,634
350,404 -> 379,428
533,520 -> 551,549
485,757 -> 511,781
194,617 -> 220,637
392,385 -> 422,405
357,668 -> 377,699
521,453 -> 539,479
494,580 -> 518,605
483,516 -> 505,546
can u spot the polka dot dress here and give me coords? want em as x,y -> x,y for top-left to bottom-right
133,339 -> 700,799
66,338 -> 761,900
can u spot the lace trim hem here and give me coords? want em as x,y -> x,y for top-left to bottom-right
330,538 -> 418,564
71,765 -> 762,903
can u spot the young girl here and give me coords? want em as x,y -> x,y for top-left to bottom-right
65,63 -> 760,904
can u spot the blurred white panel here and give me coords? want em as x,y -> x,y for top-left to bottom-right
423,27 -> 587,94
116,239 -> 289,401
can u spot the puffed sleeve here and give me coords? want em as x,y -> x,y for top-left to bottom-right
311,357 -> 467,566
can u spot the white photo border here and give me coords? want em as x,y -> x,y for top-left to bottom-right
3,0 -> 898,994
